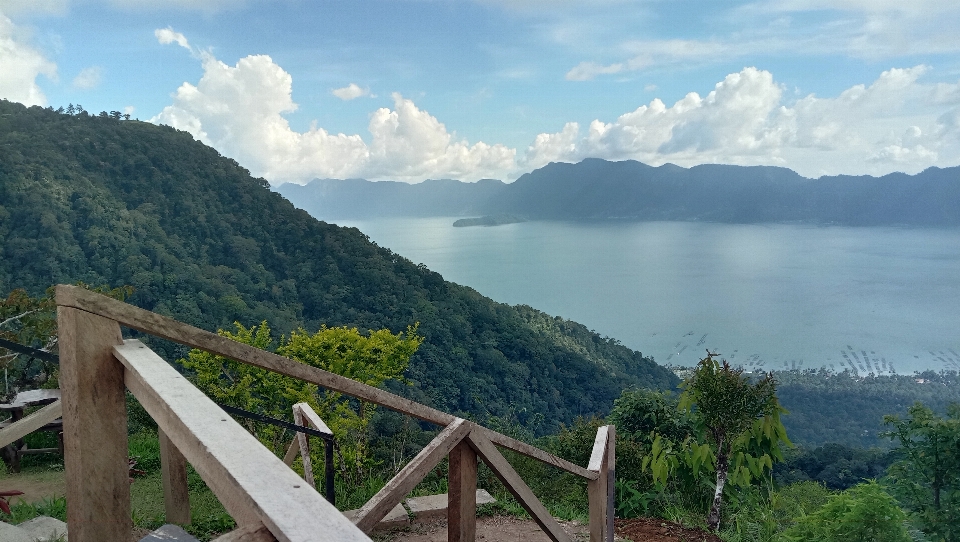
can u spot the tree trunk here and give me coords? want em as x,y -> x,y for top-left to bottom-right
707,450 -> 729,531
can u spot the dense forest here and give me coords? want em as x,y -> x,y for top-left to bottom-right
280,158 -> 960,226
0,99 -> 677,431
773,368 -> 960,447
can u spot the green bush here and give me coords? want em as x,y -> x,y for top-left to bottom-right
780,481 -> 910,542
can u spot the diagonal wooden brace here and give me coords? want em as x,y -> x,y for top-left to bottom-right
353,418 -> 471,533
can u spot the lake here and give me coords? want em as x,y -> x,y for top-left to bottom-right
335,218 -> 960,375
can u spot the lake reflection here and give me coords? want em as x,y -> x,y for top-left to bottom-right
335,218 -> 960,375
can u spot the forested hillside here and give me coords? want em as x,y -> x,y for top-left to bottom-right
773,369 -> 960,447
0,100 -> 677,430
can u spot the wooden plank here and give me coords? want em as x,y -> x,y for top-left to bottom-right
114,340 -> 370,542
587,426 -> 609,472
57,285 -> 453,426
282,439 -> 299,467
57,306 -> 130,542
447,440 -> 477,542
475,428 -> 597,480
467,431 -> 572,542
56,286 -> 595,480
292,407 -> 315,489
293,403 -> 332,435
587,426 -> 610,542
354,419 -> 471,533
211,524 -> 277,542
0,400 -> 62,448
160,428 -> 192,525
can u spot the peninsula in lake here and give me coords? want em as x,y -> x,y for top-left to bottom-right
453,214 -> 526,227
277,159 -> 960,227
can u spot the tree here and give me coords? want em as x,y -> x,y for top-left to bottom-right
679,351 -> 782,531
883,402 -> 960,541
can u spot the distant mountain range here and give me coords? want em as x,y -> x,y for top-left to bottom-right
278,159 -> 960,227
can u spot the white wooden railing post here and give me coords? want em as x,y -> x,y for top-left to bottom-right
57,303 -> 130,542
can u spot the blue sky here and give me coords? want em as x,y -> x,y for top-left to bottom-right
3,0 -> 960,184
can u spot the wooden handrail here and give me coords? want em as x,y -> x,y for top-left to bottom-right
56,285 -> 617,542
115,340 -> 369,541
55,285 -> 595,480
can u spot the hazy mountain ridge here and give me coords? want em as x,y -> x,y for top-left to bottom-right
281,158 -> 960,227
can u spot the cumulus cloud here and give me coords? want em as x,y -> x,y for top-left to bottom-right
332,83 -> 370,100
0,13 -> 57,106
527,66 -> 960,177
152,44 -> 515,183
72,66 -> 102,89
155,27 -> 191,51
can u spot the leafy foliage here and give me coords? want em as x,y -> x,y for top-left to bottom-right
780,481 -> 911,542
0,99 -> 678,431
179,320 -> 421,488
883,402 -> 960,542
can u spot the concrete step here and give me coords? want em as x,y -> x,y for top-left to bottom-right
138,524 -> 199,542
0,515 -> 68,542
405,489 -> 496,521
342,503 -> 410,530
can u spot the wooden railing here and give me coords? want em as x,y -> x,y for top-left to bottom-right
55,285 -> 616,542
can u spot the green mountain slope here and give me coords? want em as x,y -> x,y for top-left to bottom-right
0,100 -> 677,430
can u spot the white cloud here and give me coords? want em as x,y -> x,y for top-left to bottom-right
155,27 -> 191,51
527,66 -> 960,177
0,13 -> 57,106
332,83 -> 370,101
152,46 -> 516,183
72,66 -> 102,89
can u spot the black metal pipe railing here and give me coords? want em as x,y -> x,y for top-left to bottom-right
216,403 -> 336,505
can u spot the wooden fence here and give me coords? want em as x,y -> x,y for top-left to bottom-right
55,285 -> 615,542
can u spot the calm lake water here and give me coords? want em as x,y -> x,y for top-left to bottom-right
335,218 -> 960,375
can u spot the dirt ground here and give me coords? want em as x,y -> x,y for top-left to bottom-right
0,469 -> 66,504
615,518 -> 723,542
2,470 -> 721,542
377,516 -> 721,542
374,516 -> 591,542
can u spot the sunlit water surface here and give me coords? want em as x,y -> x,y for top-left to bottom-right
335,218 -> 960,375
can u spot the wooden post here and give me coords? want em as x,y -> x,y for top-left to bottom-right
606,426 -> 616,542
293,406 -> 315,489
447,440 -> 477,542
587,425 -> 616,542
160,428 -> 191,524
57,306 -> 130,542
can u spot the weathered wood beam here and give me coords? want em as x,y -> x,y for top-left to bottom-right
292,407 -> 315,489
354,419 -> 471,533
160,428 -> 192,525
587,425 -> 610,542
0,400 -> 62,449
115,340 -> 369,542
467,430 -> 572,542
58,306 -> 130,542
448,440 -> 478,542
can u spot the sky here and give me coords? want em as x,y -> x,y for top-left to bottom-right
3,0 -> 960,185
